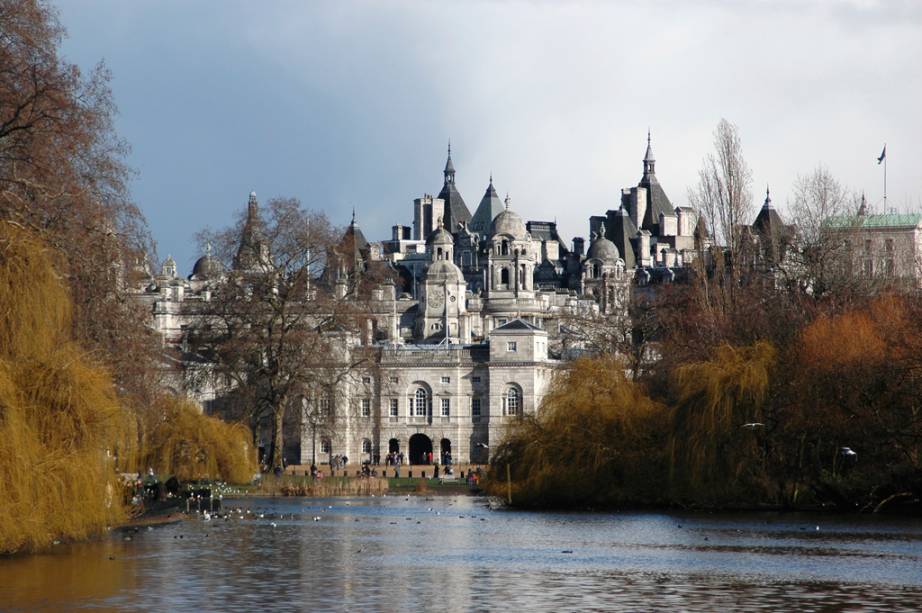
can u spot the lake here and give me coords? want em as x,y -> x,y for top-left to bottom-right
1,495 -> 921,611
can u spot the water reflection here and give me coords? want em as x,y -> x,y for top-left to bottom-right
1,496 -> 921,611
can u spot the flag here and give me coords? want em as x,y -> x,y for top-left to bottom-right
878,145 -> 886,164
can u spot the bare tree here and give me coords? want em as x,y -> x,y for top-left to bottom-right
689,119 -> 754,269
188,197 -> 373,471
0,0 -> 159,413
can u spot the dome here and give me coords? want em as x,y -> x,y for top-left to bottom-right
426,225 -> 454,246
425,259 -> 465,283
491,208 -> 527,240
191,254 -> 224,279
587,234 -> 620,262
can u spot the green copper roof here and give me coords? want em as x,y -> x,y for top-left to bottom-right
826,213 -> 922,229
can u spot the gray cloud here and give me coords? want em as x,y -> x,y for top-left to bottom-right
56,0 -> 922,271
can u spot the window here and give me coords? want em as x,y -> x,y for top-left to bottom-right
886,239 -> 894,253
500,268 -> 510,287
471,397 -> 481,417
362,376 -> 371,384
441,398 -> 450,416
864,239 -> 872,254
441,376 -> 451,384
320,438 -> 331,454
390,376 -> 399,383
413,388 -> 429,417
864,259 -> 873,276
507,341 -> 517,352
498,318 -> 508,327
318,395 -> 331,416
501,240 -> 509,256
472,376 -> 481,384
504,387 -> 521,416
886,259 -> 895,276
361,398 -> 371,417
389,398 -> 399,417
362,439 -> 372,454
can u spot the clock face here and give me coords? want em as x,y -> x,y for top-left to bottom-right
428,287 -> 444,307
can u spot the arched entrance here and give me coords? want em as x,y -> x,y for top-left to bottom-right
388,438 -> 400,453
409,433 -> 432,465
440,438 -> 452,465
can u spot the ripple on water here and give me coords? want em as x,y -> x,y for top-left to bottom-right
0,496 -> 921,612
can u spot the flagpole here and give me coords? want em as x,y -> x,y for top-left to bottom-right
884,143 -> 887,210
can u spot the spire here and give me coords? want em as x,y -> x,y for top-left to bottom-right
763,185 -> 772,210
858,192 -> 868,216
643,130 -> 656,176
443,139 -> 455,183
351,206 -> 356,225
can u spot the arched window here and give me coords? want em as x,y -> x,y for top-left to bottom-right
412,387 -> 430,417
501,240 -> 509,256
593,263 -> 601,278
362,439 -> 372,454
504,386 -> 522,416
437,247 -> 443,260
320,438 -> 331,454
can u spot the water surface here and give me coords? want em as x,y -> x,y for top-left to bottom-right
1,496 -> 921,611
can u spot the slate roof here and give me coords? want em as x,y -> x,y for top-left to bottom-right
339,220 -> 370,256
470,178 -> 504,235
438,149 -> 472,232
639,173 -> 674,234
606,209 -> 638,268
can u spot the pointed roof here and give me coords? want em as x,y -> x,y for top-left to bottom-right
470,175 -> 504,235
234,191 -> 270,270
644,129 -> 655,163
492,318 -> 543,332
607,209 -> 637,268
339,213 -> 370,258
752,187 -> 795,263
638,132 -> 674,234
753,186 -> 786,236
437,142 -> 472,232
444,141 -> 456,174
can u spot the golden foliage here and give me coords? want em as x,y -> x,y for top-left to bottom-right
801,311 -> 885,368
141,396 -> 256,484
488,355 -> 667,507
0,222 -> 125,553
671,341 -> 775,496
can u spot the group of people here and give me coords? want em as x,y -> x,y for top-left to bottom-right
328,454 -> 348,470
383,452 -> 405,466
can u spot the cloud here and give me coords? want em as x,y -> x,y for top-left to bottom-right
56,0 -> 922,271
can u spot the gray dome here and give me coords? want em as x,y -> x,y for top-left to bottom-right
426,259 -> 465,283
191,254 -> 224,279
587,235 -> 620,262
491,208 -> 527,239
426,225 -> 454,246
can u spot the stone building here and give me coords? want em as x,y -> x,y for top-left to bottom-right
133,141 -> 701,466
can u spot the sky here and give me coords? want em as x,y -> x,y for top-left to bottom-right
56,0 -> 922,274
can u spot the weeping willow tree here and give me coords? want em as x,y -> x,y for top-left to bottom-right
670,341 -> 776,504
488,355 -> 668,508
0,222 -> 132,553
142,396 -> 256,484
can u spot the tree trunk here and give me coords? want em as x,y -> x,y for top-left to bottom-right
272,404 -> 285,471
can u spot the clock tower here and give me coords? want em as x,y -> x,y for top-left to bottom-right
420,220 -> 468,343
